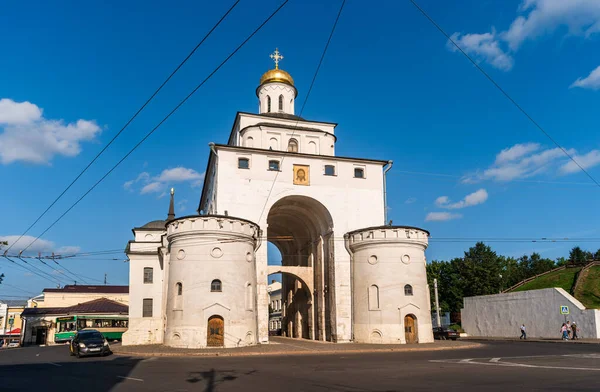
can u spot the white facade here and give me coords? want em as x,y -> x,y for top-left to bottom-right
124,52 -> 433,347
462,288 -> 600,339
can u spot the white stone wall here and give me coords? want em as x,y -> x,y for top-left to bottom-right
347,227 -> 434,344
462,288 -> 600,339
163,216 -> 260,348
257,82 -> 296,115
122,232 -> 165,346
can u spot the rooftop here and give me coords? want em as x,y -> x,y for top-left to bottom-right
43,285 -> 129,294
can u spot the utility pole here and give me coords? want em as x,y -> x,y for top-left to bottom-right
434,278 -> 441,328
104,273 -> 107,285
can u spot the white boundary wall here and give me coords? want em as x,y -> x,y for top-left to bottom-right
462,288 -> 600,339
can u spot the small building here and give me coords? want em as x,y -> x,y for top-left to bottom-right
268,280 -> 282,335
21,298 -> 129,346
0,300 -> 27,346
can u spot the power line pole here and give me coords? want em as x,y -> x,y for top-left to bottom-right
104,273 -> 107,285
434,278 -> 441,328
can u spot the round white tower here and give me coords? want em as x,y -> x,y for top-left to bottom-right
256,48 -> 297,115
345,226 -> 434,344
164,215 -> 260,348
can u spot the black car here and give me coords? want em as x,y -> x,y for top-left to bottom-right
432,327 -> 460,341
70,330 -> 111,358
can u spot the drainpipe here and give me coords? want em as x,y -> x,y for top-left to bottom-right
383,160 -> 393,225
343,234 -> 354,342
208,142 -> 218,215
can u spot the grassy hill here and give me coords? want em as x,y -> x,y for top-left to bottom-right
510,266 -> 600,309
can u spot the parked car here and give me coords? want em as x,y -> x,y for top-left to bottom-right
433,327 -> 460,341
6,339 -> 20,348
69,330 -> 111,358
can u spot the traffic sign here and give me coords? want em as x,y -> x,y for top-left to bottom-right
560,306 -> 570,315
8,318 -> 13,326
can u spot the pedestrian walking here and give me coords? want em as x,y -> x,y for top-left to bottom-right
566,320 -> 572,339
561,323 -> 569,340
519,324 -> 527,340
571,322 -> 578,340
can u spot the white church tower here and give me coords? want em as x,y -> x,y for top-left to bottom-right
123,49 -> 433,348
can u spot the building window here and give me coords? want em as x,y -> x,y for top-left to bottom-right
268,160 -> 280,171
267,96 -> 271,112
176,282 -> 182,296
308,141 -> 317,154
211,279 -> 222,292
354,168 -> 365,178
287,138 -> 298,153
238,158 -> 249,169
369,285 -> 379,310
245,283 -> 253,310
278,94 -> 284,112
269,137 -> 278,150
142,298 -> 153,317
324,165 -> 335,176
143,267 -> 153,284
404,284 -> 413,296
246,136 -> 254,148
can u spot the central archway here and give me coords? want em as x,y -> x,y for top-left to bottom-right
267,195 -> 335,341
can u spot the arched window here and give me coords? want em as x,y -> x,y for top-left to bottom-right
287,138 -> 298,153
211,279 -> 222,292
269,137 -> 278,150
308,141 -> 317,154
278,94 -> 284,112
246,136 -> 254,148
369,285 -> 379,310
404,284 -> 413,296
176,282 -> 182,296
245,283 -> 253,310
267,96 -> 271,112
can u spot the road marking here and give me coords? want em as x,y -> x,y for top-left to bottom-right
459,359 -> 472,363
117,376 -> 144,382
47,362 -> 62,367
490,358 -> 501,362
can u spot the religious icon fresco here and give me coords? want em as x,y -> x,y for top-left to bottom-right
293,165 -> 310,186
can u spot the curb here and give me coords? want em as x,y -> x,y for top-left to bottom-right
464,338 -> 600,345
112,342 -> 483,358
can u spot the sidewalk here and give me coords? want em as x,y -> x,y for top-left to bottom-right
463,336 -> 600,344
113,336 -> 482,358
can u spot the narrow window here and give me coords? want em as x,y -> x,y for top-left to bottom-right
354,168 -> 365,178
246,136 -> 254,148
211,279 -> 222,292
246,283 -> 253,310
142,298 -> 153,317
278,94 -> 284,112
404,284 -> 413,296
369,285 -> 379,310
267,96 -> 271,112
287,138 -> 298,153
308,141 -> 317,154
268,160 -> 280,171
269,137 -> 278,150
177,282 -> 182,296
324,165 -> 335,176
143,267 -> 153,284
238,158 -> 249,169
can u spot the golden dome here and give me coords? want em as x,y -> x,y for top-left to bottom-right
259,68 -> 294,86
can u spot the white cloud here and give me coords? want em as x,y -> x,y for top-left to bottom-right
559,150 -> 600,174
0,98 -> 101,164
448,31 -> 513,71
125,167 -> 205,195
571,65 -> 600,90
436,189 -> 488,209
504,0 -> 600,50
463,142 -> 589,182
0,235 -> 79,255
177,199 -> 189,212
425,212 -> 463,222
140,182 -> 164,194
404,197 -> 417,204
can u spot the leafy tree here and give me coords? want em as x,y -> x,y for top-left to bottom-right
556,257 -> 569,267
569,246 -> 588,265
528,252 -> 555,276
595,249 -> 600,260
458,242 -> 503,298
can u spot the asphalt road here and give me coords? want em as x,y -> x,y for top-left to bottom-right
0,341 -> 599,391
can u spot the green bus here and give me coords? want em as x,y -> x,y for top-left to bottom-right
55,316 -> 128,343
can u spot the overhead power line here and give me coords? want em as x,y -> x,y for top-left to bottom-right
257,0 -> 346,224
19,0 -> 290,254
408,0 -> 600,190
4,1 -> 241,254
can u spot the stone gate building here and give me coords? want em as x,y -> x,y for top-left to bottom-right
123,50 -> 433,348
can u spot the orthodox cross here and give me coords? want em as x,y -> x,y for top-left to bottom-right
270,48 -> 283,69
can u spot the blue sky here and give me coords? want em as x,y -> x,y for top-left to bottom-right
1,0 -> 600,296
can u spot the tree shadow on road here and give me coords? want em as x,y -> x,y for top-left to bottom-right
186,368 -> 257,392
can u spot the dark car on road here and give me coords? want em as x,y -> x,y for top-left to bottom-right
433,327 -> 460,340
70,330 -> 111,358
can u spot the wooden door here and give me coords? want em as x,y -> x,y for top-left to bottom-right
404,315 -> 417,344
207,316 -> 224,347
